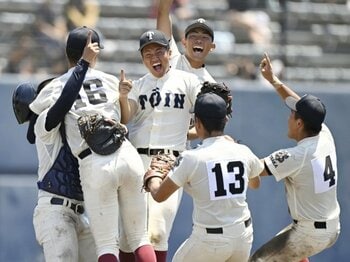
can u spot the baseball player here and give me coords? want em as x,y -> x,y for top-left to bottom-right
157,0 -> 216,83
144,92 -> 263,262
119,29 -> 202,262
249,53 -> 340,261
29,27 -> 156,262
156,0 -> 218,144
13,77 -> 97,261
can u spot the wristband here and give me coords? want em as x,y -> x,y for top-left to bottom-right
78,59 -> 90,69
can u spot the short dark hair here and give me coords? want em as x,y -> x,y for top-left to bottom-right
66,48 -> 82,65
197,116 -> 226,133
294,111 -> 321,135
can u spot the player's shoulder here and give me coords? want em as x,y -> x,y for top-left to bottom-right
132,73 -> 153,88
175,149 -> 198,168
170,68 -> 201,84
171,68 -> 196,77
90,68 -> 119,82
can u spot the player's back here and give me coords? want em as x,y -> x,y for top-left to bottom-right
284,124 -> 340,221
31,67 -> 121,157
173,136 -> 262,228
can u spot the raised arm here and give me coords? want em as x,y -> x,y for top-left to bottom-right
156,0 -> 174,39
45,31 -> 99,131
259,53 -> 300,101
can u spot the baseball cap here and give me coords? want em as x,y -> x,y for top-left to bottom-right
194,93 -> 227,120
185,18 -> 214,40
66,26 -> 104,52
285,94 -> 326,129
139,30 -> 170,51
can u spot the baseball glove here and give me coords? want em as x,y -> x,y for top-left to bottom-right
197,81 -> 233,117
143,154 -> 177,192
77,113 -> 127,155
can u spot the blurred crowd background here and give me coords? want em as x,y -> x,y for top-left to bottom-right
1,0 -> 350,83
1,1 -> 350,261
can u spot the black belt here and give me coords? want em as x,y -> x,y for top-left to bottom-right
206,218 -> 251,234
50,197 -> 85,214
137,148 -> 180,157
78,148 -> 92,160
293,220 -> 327,229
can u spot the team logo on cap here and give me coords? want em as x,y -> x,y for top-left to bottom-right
197,18 -> 206,24
146,31 -> 155,40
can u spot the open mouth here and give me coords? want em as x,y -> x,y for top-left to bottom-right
193,46 -> 204,53
152,62 -> 162,72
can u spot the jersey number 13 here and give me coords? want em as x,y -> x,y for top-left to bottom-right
207,160 -> 247,200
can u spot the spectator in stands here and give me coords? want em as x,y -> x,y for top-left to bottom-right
31,0 -> 67,74
150,0 -> 198,41
226,0 -> 272,48
5,35 -> 36,75
63,0 -> 101,32
63,0 -> 106,51
5,0 -> 67,75
224,0 -> 274,80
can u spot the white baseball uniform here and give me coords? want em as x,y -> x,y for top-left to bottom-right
30,67 -> 151,258
169,36 -> 217,150
167,135 -> 263,262
250,124 -> 340,261
169,36 -> 216,83
126,67 -> 202,251
32,108 -> 97,262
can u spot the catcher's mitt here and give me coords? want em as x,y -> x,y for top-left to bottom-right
77,113 -> 127,155
197,81 -> 232,117
143,154 -> 177,192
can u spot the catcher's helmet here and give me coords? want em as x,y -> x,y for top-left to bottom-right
12,82 -> 36,124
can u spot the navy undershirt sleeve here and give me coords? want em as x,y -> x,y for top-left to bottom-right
45,59 -> 90,131
26,113 -> 38,144
264,161 -> 273,176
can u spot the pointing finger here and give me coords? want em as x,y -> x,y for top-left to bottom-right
86,30 -> 92,45
120,69 -> 125,81
264,52 -> 271,65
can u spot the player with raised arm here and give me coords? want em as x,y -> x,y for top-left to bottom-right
249,53 -> 340,261
118,29 -> 202,262
29,27 -> 156,262
12,38 -> 99,261
156,0 -> 223,143
144,92 -> 262,262
157,0 -> 216,82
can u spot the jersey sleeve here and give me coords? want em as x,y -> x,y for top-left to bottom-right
168,152 -> 197,187
245,147 -> 264,178
187,73 -> 202,106
169,35 -> 181,59
264,146 -> 303,182
129,79 -> 140,103
30,81 -> 62,115
34,108 -> 61,145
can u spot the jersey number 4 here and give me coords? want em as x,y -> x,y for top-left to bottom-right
312,154 -> 337,194
323,155 -> 336,187
208,161 -> 246,200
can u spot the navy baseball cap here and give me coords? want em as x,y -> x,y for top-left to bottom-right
194,93 -> 227,120
185,18 -> 214,40
66,26 -> 104,52
139,30 -> 170,51
285,94 -> 326,129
